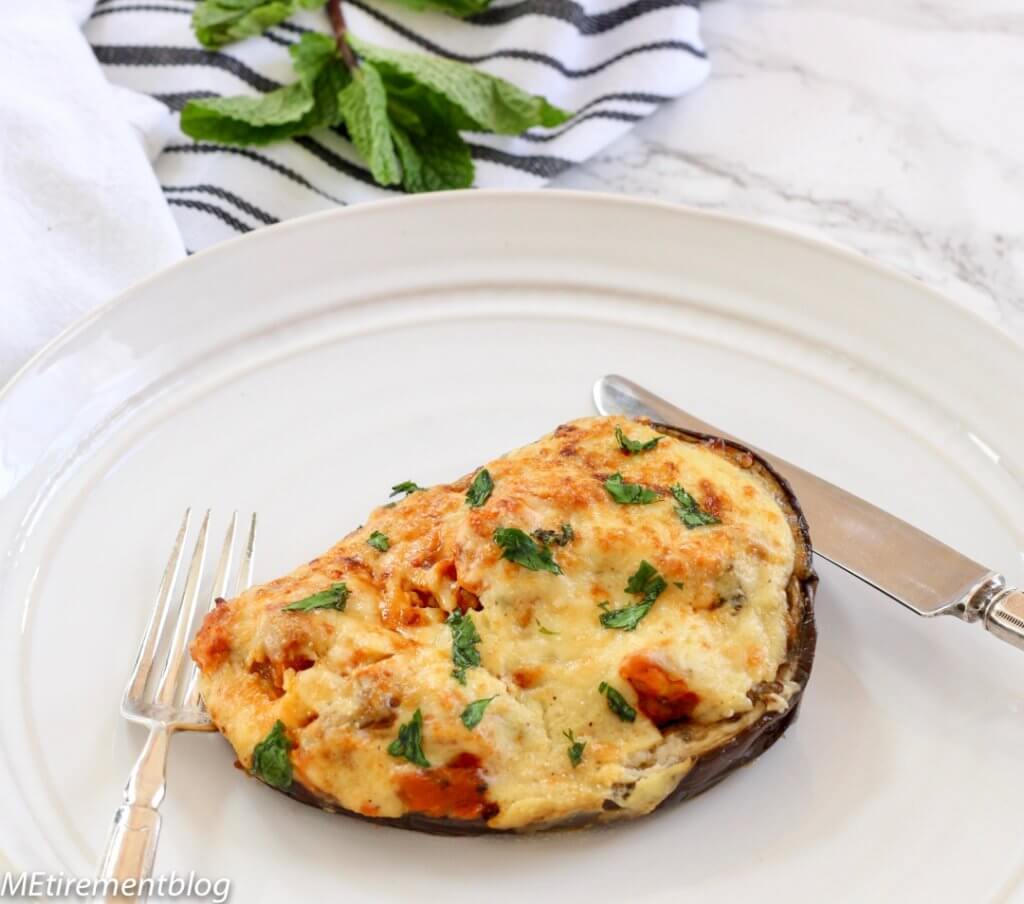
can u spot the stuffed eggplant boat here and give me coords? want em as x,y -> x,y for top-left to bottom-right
192,415 -> 816,833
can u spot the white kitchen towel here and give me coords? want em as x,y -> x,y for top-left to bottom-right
83,0 -> 709,251
0,1 -> 185,382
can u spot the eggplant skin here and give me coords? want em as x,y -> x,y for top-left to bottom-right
645,423 -> 818,818
224,421 -> 817,836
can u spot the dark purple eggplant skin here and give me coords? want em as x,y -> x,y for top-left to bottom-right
644,423 -> 819,813
249,423 -> 818,835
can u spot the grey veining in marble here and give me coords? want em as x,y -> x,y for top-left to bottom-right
553,0 -> 1024,341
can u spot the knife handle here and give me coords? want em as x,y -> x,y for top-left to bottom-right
983,588 -> 1024,651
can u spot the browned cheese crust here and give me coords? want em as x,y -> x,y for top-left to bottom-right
192,416 -> 816,833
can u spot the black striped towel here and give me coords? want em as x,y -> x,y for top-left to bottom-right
83,0 -> 708,251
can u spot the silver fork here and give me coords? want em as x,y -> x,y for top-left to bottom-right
94,510 -> 256,900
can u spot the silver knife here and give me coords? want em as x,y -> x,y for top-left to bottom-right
593,374 -> 1024,652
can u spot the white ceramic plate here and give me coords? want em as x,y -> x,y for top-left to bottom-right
2,191 -> 1023,904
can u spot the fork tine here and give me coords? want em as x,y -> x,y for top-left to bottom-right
154,510 -> 210,708
123,509 -> 191,707
210,511 -> 238,603
182,513 -> 238,709
236,512 -> 257,596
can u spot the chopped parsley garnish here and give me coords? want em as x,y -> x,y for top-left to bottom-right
625,560 -> 668,600
448,609 -> 481,684
598,561 -> 667,631
532,523 -> 574,547
367,531 -> 390,552
536,619 -> 559,636
615,426 -> 664,455
674,581 -> 685,590
671,484 -> 720,528
388,709 -> 430,768
281,582 -> 349,612
460,696 -> 496,730
250,720 -> 293,790
599,682 -> 637,722
563,729 -> 585,768
598,599 -> 653,631
465,468 -> 494,508
390,480 -> 424,498
604,473 -> 660,505
493,526 -> 562,574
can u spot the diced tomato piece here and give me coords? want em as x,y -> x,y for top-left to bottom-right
396,753 -> 492,820
454,586 -> 482,613
619,655 -> 700,725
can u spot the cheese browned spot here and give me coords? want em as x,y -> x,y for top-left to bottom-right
191,415 -> 811,832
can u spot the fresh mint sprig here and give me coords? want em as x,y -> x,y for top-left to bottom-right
182,0 -> 569,192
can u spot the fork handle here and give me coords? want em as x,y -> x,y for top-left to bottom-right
93,727 -> 169,902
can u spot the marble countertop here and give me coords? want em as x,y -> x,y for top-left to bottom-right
554,0 -> 1024,341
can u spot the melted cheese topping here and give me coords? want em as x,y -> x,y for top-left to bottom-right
192,416 -> 798,830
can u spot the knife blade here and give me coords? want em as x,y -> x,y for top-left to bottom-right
593,374 -> 1024,651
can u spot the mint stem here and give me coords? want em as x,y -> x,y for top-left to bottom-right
327,0 -> 359,71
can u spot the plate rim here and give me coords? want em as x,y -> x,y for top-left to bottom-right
3,188 -> 1022,406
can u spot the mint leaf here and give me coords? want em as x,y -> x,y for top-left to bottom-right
599,681 -> 637,722
192,0 -> 320,49
382,76 -> 475,192
604,473 -> 660,505
250,720 -> 293,789
465,468 -> 494,508
180,82 -> 316,145
388,709 -> 430,767
181,33 -> 348,146
563,729 -> 585,768
338,63 -> 402,186
390,120 -> 474,192
367,531 -> 390,552
385,0 -> 493,17
350,35 -> 570,134
192,0 -> 284,49
671,484 -> 721,529
390,480 -> 424,497
448,610 -> 481,684
281,582 -> 349,612
493,527 -> 562,574
291,31 -> 341,89
460,696 -> 495,729
615,426 -> 664,455
184,18 -> 569,194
